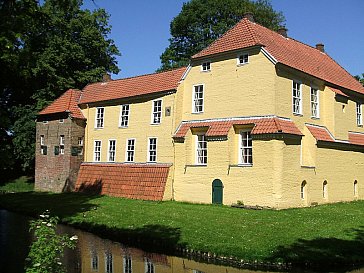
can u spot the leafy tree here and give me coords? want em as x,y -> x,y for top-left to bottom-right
355,74 -> 364,86
0,0 -> 120,173
159,0 -> 285,71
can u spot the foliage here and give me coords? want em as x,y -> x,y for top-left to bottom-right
0,0 -> 120,172
0,176 -> 34,192
158,0 -> 285,71
355,74 -> 364,86
25,211 -> 77,273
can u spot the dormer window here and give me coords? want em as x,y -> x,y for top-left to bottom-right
237,53 -> 249,65
201,61 -> 211,72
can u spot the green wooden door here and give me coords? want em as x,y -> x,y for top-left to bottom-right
212,179 -> 223,204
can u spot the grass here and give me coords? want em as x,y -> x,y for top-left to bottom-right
0,191 -> 364,270
0,176 -> 34,192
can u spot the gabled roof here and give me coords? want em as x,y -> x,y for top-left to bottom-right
38,89 -> 85,120
174,116 -> 303,139
192,18 -> 364,95
79,67 -> 187,104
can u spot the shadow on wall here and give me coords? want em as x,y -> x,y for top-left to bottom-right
74,179 -> 103,195
267,226 -> 364,271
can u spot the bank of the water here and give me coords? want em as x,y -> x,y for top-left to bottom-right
1,192 -> 364,271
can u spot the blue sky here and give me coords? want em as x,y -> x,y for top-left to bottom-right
83,0 -> 364,79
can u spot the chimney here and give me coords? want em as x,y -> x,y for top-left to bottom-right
316,43 -> 325,53
243,12 -> 254,22
277,27 -> 288,38
102,73 -> 112,82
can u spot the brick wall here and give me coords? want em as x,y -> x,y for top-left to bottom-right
35,113 -> 85,192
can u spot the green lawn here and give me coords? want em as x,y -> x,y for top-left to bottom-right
0,191 -> 363,269
0,176 -> 34,192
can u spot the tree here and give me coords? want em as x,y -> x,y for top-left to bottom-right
159,0 -> 285,71
355,74 -> 364,87
0,0 -> 120,173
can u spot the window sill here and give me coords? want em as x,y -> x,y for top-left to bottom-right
150,123 -> 161,126
293,113 -> 303,117
119,126 -> 128,129
310,116 -> 320,120
185,164 -> 207,167
191,112 -> 204,114
200,70 -> 211,73
94,127 -> 104,130
357,124 -> 363,128
229,164 -> 253,168
237,63 -> 249,67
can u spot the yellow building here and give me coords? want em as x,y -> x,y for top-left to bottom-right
37,15 -> 364,208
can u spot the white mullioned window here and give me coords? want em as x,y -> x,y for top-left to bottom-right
145,258 -> 155,273
126,139 -> 135,162
40,135 -> 45,146
94,140 -> 102,162
357,102 -> 363,126
237,53 -> 249,65
148,137 -> 157,162
60,135 -> 65,155
120,104 -> 130,127
151,99 -> 162,124
123,256 -> 132,273
239,130 -> 253,165
310,87 -> 319,118
91,251 -> 98,271
196,134 -> 207,165
105,252 -> 113,273
108,140 -> 116,162
95,107 -> 105,128
193,84 -> 204,113
201,61 -> 211,71
40,135 -> 46,155
292,81 -> 302,115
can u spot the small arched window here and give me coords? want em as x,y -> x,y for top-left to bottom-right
323,180 -> 328,199
301,181 -> 307,200
354,180 -> 358,197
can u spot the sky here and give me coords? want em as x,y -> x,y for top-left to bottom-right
82,0 -> 364,79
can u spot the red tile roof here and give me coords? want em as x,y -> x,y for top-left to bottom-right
349,132 -> 364,146
38,89 -> 86,119
328,87 -> 349,98
79,67 -> 187,104
192,18 -> 364,95
174,116 -> 303,139
75,163 -> 171,201
306,124 -> 335,142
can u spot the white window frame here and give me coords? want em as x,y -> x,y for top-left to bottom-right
105,252 -> 113,273
201,61 -> 211,72
323,181 -> 328,199
91,252 -> 98,271
292,81 -> 302,115
125,138 -> 136,162
151,99 -> 162,124
354,180 -> 358,197
145,258 -> 155,273
195,134 -> 207,165
300,181 -> 307,200
108,139 -> 116,162
148,137 -> 157,162
95,107 -> 105,129
237,53 -> 249,65
119,104 -> 130,127
123,255 -> 132,273
60,135 -> 65,155
239,130 -> 253,165
40,135 -> 45,146
192,84 -> 204,113
94,140 -> 102,162
357,102 -> 363,126
78,137 -> 83,146
310,87 -> 320,118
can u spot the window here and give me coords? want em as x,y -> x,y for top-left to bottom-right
108,140 -> 116,162
78,137 -> 84,155
357,102 -> 363,126
120,104 -> 130,127
126,139 -> 135,162
148,138 -> 157,162
123,256 -> 132,273
42,120 -> 48,124
310,88 -> 319,118
196,134 -> 207,165
94,140 -> 101,162
59,118 -> 64,123
239,130 -> 253,165
95,107 -> 104,128
145,258 -> 154,273
105,252 -> 113,273
91,252 -> 98,271
354,180 -> 358,197
237,53 -> 249,65
193,85 -> 204,113
201,61 -> 211,71
59,135 -> 65,155
292,81 -> 302,115
40,135 -> 47,155
323,180 -> 328,199
300,181 -> 307,200
151,100 -> 162,124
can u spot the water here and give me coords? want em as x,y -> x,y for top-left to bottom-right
1,209 -> 364,273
